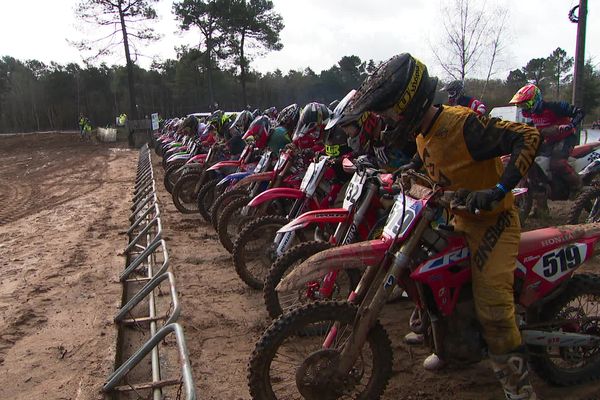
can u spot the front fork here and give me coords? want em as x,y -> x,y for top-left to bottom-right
332,207 -> 436,375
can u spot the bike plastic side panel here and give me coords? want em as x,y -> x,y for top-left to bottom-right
516,224 -> 600,304
233,171 -> 275,188
217,171 -> 252,187
278,208 -> 349,233
207,160 -> 241,171
247,187 -> 305,207
277,239 -> 390,291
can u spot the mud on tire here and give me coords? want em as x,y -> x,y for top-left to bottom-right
264,240 -> 359,319
217,195 -> 252,253
567,186 -> 600,224
163,161 -> 186,194
171,172 -> 202,214
196,178 -> 221,222
211,187 -> 249,230
528,273 -> 600,386
232,215 -> 290,290
248,301 -> 393,400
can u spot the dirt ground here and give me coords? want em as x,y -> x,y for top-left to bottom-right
1,132 -> 600,400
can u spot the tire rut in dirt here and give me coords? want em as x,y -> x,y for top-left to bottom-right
232,215 -> 290,290
247,301 -> 393,400
528,273 -> 600,386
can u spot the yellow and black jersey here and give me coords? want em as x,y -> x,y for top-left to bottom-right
413,105 -> 540,215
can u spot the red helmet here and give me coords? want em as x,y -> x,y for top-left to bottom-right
509,84 -> 542,111
242,115 -> 270,149
292,102 -> 330,149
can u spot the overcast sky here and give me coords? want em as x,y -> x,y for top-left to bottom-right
0,0 -> 597,81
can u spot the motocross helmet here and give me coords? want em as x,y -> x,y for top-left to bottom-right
509,84 -> 542,111
276,103 -> 301,131
208,109 -> 224,127
242,115 -> 271,149
325,89 -> 357,130
263,106 -> 278,120
292,102 -> 330,149
345,53 -> 438,139
230,110 -> 253,136
441,80 -> 464,105
324,125 -> 351,158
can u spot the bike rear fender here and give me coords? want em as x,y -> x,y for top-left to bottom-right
278,208 -> 349,233
277,238 -> 390,291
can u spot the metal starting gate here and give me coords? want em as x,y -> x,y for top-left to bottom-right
103,144 -> 196,399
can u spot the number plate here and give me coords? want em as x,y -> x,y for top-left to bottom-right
343,172 -> 365,209
254,151 -> 271,173
300,157 -> 329,194
532,243 -> 587,282
383,195 -> 421,238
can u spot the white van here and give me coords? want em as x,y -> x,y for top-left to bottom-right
489,105 -> 530,124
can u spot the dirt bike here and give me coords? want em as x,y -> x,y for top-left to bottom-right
508,140 -> 600,222
231,154 -> 344,290
195,141 -> 261,222
171,143 -> 228,213
248,171 -> 600,399
208,149 -> 276,230
263,157 -> 395,319
163,138 -> 210,194
214,146 -> 307,253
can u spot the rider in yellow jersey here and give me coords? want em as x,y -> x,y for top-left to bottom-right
343,53 -> 540,400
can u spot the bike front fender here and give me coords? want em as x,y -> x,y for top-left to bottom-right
217,171 -> 253,188
278,208 -> 349,234
207,160 -> 241,171
233,171 -> 275,189
247,187 -> 305,208
277,238 -> 391,292
187,154 -> 208,164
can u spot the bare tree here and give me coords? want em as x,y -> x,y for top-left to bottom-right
431,0 -> 509,96
73,0 -> 160,119
480,7 -> 509,100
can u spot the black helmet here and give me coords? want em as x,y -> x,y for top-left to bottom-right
441,80 -> 464,101
346,53 -> 438,137
276,103 -> 300,130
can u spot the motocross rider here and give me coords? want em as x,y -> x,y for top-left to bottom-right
509,83 -> 585,218
344,53 -> 540,400
441,80 -> 487,115
326,89 -> 415,171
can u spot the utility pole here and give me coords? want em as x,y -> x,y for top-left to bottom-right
571,0 -> 587,108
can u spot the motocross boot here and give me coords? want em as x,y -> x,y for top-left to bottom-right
490,351 -> 537,400
422,353 -> 445,370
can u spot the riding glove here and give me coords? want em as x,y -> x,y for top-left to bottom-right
465,186 -> 506,213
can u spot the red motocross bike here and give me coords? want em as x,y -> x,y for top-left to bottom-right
231,154 -> 343,289
249,171 -> 600,400
262,157 -> 395,319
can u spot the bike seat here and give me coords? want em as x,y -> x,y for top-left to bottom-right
570,142 -> 600,158
519,224 -> 600,255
